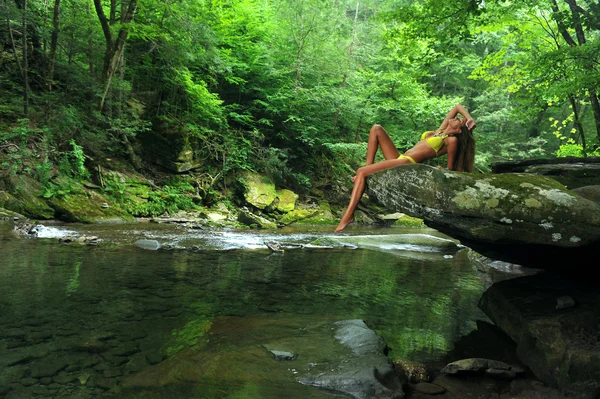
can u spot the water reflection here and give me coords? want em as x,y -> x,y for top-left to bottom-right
0,221 -> 498,398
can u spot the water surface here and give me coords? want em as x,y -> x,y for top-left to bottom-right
0,221 -> 508,398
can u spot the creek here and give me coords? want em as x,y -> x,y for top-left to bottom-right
0,221 -> 525,398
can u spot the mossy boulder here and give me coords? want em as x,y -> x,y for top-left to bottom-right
48,190 -> 133,223
300,201 -> 337,225
238,172 -> 277,210
278,206 -> 318,225
0,206 -> 24,220
0,176 -> 55,219
237,208 -> 277,229
367,164 -> 600,269
276,189 -> 298,213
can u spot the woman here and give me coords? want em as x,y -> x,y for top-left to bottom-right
334,103 -> 476,233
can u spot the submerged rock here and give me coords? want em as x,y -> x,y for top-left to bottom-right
119,314 -> 405,399
366,164 -> 600,270
478,273 -> 600,397
441,358 -> 525,378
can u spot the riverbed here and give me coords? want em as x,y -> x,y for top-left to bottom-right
0,221 -> 525,398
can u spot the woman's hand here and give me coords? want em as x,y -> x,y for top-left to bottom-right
466,118 -> 476,130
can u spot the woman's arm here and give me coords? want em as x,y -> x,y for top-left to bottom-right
438,104 -> 476,130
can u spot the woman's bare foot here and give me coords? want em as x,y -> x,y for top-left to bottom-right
334,217 -> 354,233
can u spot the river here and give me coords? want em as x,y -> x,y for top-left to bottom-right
0,220 -> 525,398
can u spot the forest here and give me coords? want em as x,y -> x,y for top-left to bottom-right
1,0 -> 600,217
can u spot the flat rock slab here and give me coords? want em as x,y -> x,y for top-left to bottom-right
366,164 -> 600,269
478,273 -> 600,398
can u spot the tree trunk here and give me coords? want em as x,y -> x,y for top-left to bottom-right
47,0 -> 60,91
94,0 -> 138,112
22,0 -> 28,117
568,95 -> 586,151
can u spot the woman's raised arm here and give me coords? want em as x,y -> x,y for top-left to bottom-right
438,104 -> 476,131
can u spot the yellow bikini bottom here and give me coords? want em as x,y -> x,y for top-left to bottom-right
398,154 -> 416,163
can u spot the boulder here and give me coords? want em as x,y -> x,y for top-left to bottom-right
491,157 -> 600,189
366,164 -> 600,270
275,189 -> 298,213
573,185 -> 600,204
478,273 -> 600,398
238,172 -> 277,210
237,208 -> 277,229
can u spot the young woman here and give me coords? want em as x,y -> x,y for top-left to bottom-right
334,104 -> 476,233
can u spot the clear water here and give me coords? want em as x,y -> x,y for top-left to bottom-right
0,221 -> 509,398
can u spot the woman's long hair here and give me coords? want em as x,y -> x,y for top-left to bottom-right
452,126 -> 476,172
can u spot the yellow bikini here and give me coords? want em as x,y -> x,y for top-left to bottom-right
397,131 -> 449,162
420,131 -> 449,154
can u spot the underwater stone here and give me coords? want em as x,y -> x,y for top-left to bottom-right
134,239 -> 161,250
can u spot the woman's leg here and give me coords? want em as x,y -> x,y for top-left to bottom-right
335,142 -> 438,233
334,158 -> 411,232
366,125 -> 400,165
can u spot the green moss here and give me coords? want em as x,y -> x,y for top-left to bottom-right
276,189 -> 298,213
238,172 -> 277,210
278,208 -> 318,225
392,214 -> 425,227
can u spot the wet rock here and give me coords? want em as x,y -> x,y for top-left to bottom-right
73,338 -> 110,353
298,319 -> 404,399
53,372 -> 78,384
394,360 -> 430,383
555,295 -> 576,310
262,346 -> 297,361
103,367 -> 123,378
134,239 -> 161,250
508,379 -> 568,399
237,208 -> 277,229
39,377 -> 52,385
89,375 -> 117,390
30,357 -> 70,378
124,353 -> 149,373
412,382 -> 446,395
441,358 -> 525,378
19,377 -> 38,386
478,273 -> 600,396
145,352 -> 164,365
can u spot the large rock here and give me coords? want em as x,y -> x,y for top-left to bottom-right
492,157 -> 600,189
239,172 -> 277,210
366,164 -> 600,269
478,273 -> 600,398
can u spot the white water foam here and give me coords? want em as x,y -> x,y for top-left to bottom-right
34,225 -> 79,238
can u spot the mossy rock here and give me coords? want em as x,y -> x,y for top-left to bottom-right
237,209 -> 277,229
300,201 -> 337,225
278,207 -> 318,225
276,189 -> 299,213
392,214 -> 426,227
0,175 -> 55,219
48,190 -> 134,223
239,172 -> 277,210
0,206 -> 24,220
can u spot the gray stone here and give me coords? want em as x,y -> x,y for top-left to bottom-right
133,239 -> 161,250
366,164 -> 600,269
19,377 -> 38,386
441,358 -> 524,378
298,319 -> 404,399
124,353 -> 149,373
573,185 -> 600,204
556,295 -> 576,310
479,273 -> 600,396
89,375 -> 117,390
145,352 -> 164,365
53,372 -> 78,384
262,346 -> 297,361
30,357 -> 69,378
